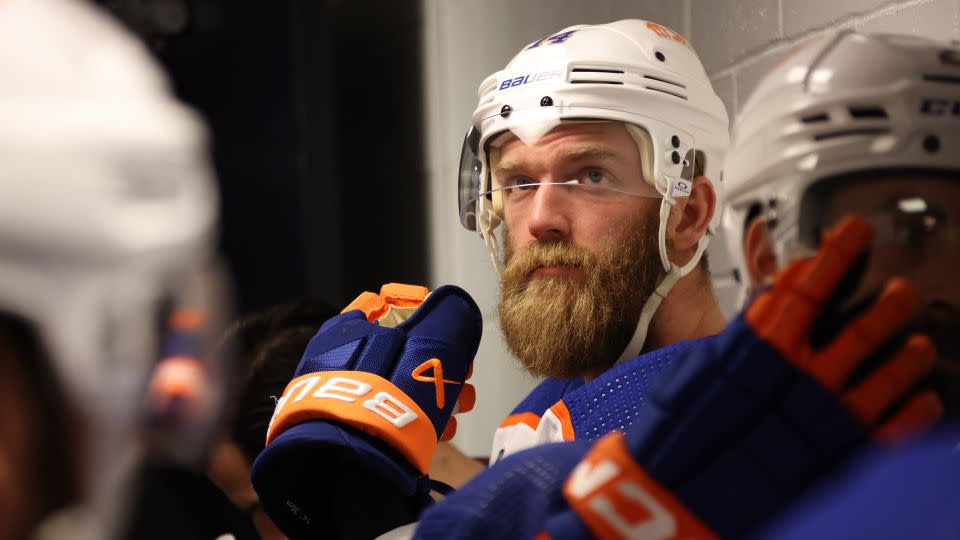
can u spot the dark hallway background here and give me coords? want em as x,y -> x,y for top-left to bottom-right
98,0 -> 428,313
97,2 -> 427,538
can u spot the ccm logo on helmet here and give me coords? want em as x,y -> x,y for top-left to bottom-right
498,69 -> 565,92
920,98 -> 960,116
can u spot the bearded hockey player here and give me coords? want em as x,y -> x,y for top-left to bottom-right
459,19 -> 730,462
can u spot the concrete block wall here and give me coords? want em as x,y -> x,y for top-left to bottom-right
697,0 -> 960,121
422,0 -> 960,457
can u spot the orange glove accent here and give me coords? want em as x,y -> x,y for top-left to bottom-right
266,370 -> 439,475
341,283 -> 429,322
746,215 -> 942,441
441,416 -> 457,442
563,432 -> 719,540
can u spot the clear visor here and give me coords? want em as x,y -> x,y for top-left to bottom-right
796,170 -> 960,305
459,126 -> 483,230
458,107 -> 697,230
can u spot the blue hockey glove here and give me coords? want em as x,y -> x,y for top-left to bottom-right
251,283 -> 481,540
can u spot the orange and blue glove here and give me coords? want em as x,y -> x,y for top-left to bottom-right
414,216 -> 942,539
251,283 -> 481,540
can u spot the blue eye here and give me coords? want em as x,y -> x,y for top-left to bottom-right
506,177 -> 537,191
584,170 -> 607,184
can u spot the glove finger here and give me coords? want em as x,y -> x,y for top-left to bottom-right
811,277 -> 916,391
453,383 -> 476,414
746,217 -> 873,365
842,333 -> 937,424
341,290 -> 389,322
380,283 -> 429,307
747,257 -> 811,321
871,390 -> 942,446
441,416 -> 457,442
793,216 -> 874,307
746,259 -> 817,364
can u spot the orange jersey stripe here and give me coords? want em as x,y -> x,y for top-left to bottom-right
499,412 -> 541,431
549,401 -> 576,441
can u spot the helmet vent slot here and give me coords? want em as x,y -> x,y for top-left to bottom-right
571,67 -> 625,74
644,86 -> 688,100
643,75 -> 686,89
801,113 -> 830,123
848,106 -> 888,119
569,66 -> 626,85
923,74 -> 960,85
570,80 -> 624,85
813,128 -> 889,141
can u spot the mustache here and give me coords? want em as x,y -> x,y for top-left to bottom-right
503,241 -> 597,281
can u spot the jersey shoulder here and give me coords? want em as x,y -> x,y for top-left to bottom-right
490,377 -> 583,463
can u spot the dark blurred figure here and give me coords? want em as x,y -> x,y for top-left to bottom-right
210,300 -> 338,539
0,316 -> 78,540
125,300 -> 335,540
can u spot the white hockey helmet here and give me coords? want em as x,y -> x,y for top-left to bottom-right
723,31 -> 960,307
458,19 -> 729,359
0,0 -> 224,537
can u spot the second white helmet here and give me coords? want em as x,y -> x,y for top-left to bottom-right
723,31 -> 960,306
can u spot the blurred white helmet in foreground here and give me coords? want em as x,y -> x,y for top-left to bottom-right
0,0 -> 224,538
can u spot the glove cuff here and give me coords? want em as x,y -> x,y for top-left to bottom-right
563,432 -> 719,540
266,370 -> 438,474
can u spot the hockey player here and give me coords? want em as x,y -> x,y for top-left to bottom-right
250,19 -> 737,539
723,29 -> 960,540
0,0 -> 225,538
413,30 -> 955,539
458,19 -> 730,461
722,30 -> 960,421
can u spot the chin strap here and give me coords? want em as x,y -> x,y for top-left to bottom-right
616,188 -> 710,364
478,199 -> 505,278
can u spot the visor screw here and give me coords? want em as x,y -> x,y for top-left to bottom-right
540,96 -> 554,107
500,105 -> 512,118
923,135 -> 940,153
655,51 -> 666,62
671,135 -> 680,148
671,151 -> 681,164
